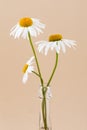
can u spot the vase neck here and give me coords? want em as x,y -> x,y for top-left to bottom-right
39,86 -> 52,99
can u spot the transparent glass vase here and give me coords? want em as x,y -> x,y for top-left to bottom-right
39,85 -> 52,130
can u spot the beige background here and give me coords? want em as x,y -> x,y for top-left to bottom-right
0,0 -> 87,130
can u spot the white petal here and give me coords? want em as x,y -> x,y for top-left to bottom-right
63,39 -> 76,46
55,45 -> 60,54
28,27 -> 37,37
59,41 -> 66,53
26,56 -> 35,65
35,22 -> 45,29
62,40 -> 72,48
50,42 -> 56,50
10,24 -> 17,32
10,25 -> 19,36
14,27 -> 23,39
10,24 -> 19,33
35,41 -> 48,45
51,41 -> 61,53
33,26 -> 43,35
64,39 -> 76,43
63,39 -> 77,50
22,28 -> 28,39
32,18 -> 45,29
27,66 -> 34,73
22,73 -> 28,84
38,44 -> 46,53
36,41 -> 52,55
44,44 -> 51,55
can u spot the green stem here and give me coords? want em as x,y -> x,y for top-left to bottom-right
28,32 -> 43,86
42,87 -> 48,130
44,97 -> 47,129
32,71 -> 40,77
42,98 -> 47,129
47,53 -> 58,86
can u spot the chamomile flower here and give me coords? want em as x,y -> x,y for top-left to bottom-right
36,34 -> 76,55
22,56 -> 35,84
10,17 -> 45,39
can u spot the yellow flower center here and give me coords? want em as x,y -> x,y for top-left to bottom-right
49,34 -> 63,42
22,64 -> 28,73
19,17 -> 33,27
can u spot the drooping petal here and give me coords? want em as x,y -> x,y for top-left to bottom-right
44,44 -> 51,55
28,26 -> 37,37
66,39 -> 76,47
10,24 -> 19,37
55,45 -> 60,54
10,24 -> 19,33
21,28 -> 28,39
26,56 -> 35,65
63,40 -> 72,48
50,42 -> 56,51
59,40 -> 66,53
32,26 -> 43,35
14,27 -> 23,38
36,37 -> 76,55
64,39 -> 76,43
38,44 -> 46,53
32,18 -> 45,29
22,73 -> 28,84
35,41 -> 47,45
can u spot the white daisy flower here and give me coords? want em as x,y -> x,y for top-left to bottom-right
22,56 -> 35,84
10,17 -> 45,39
36,34 -> 76,55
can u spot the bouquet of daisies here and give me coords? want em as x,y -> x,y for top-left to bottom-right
10,17 -> 76,130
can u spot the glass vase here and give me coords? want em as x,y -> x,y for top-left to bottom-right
39,85 -> 52,130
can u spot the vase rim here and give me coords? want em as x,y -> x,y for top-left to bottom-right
38,85 -> 52,99
40,83 -> 51,87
